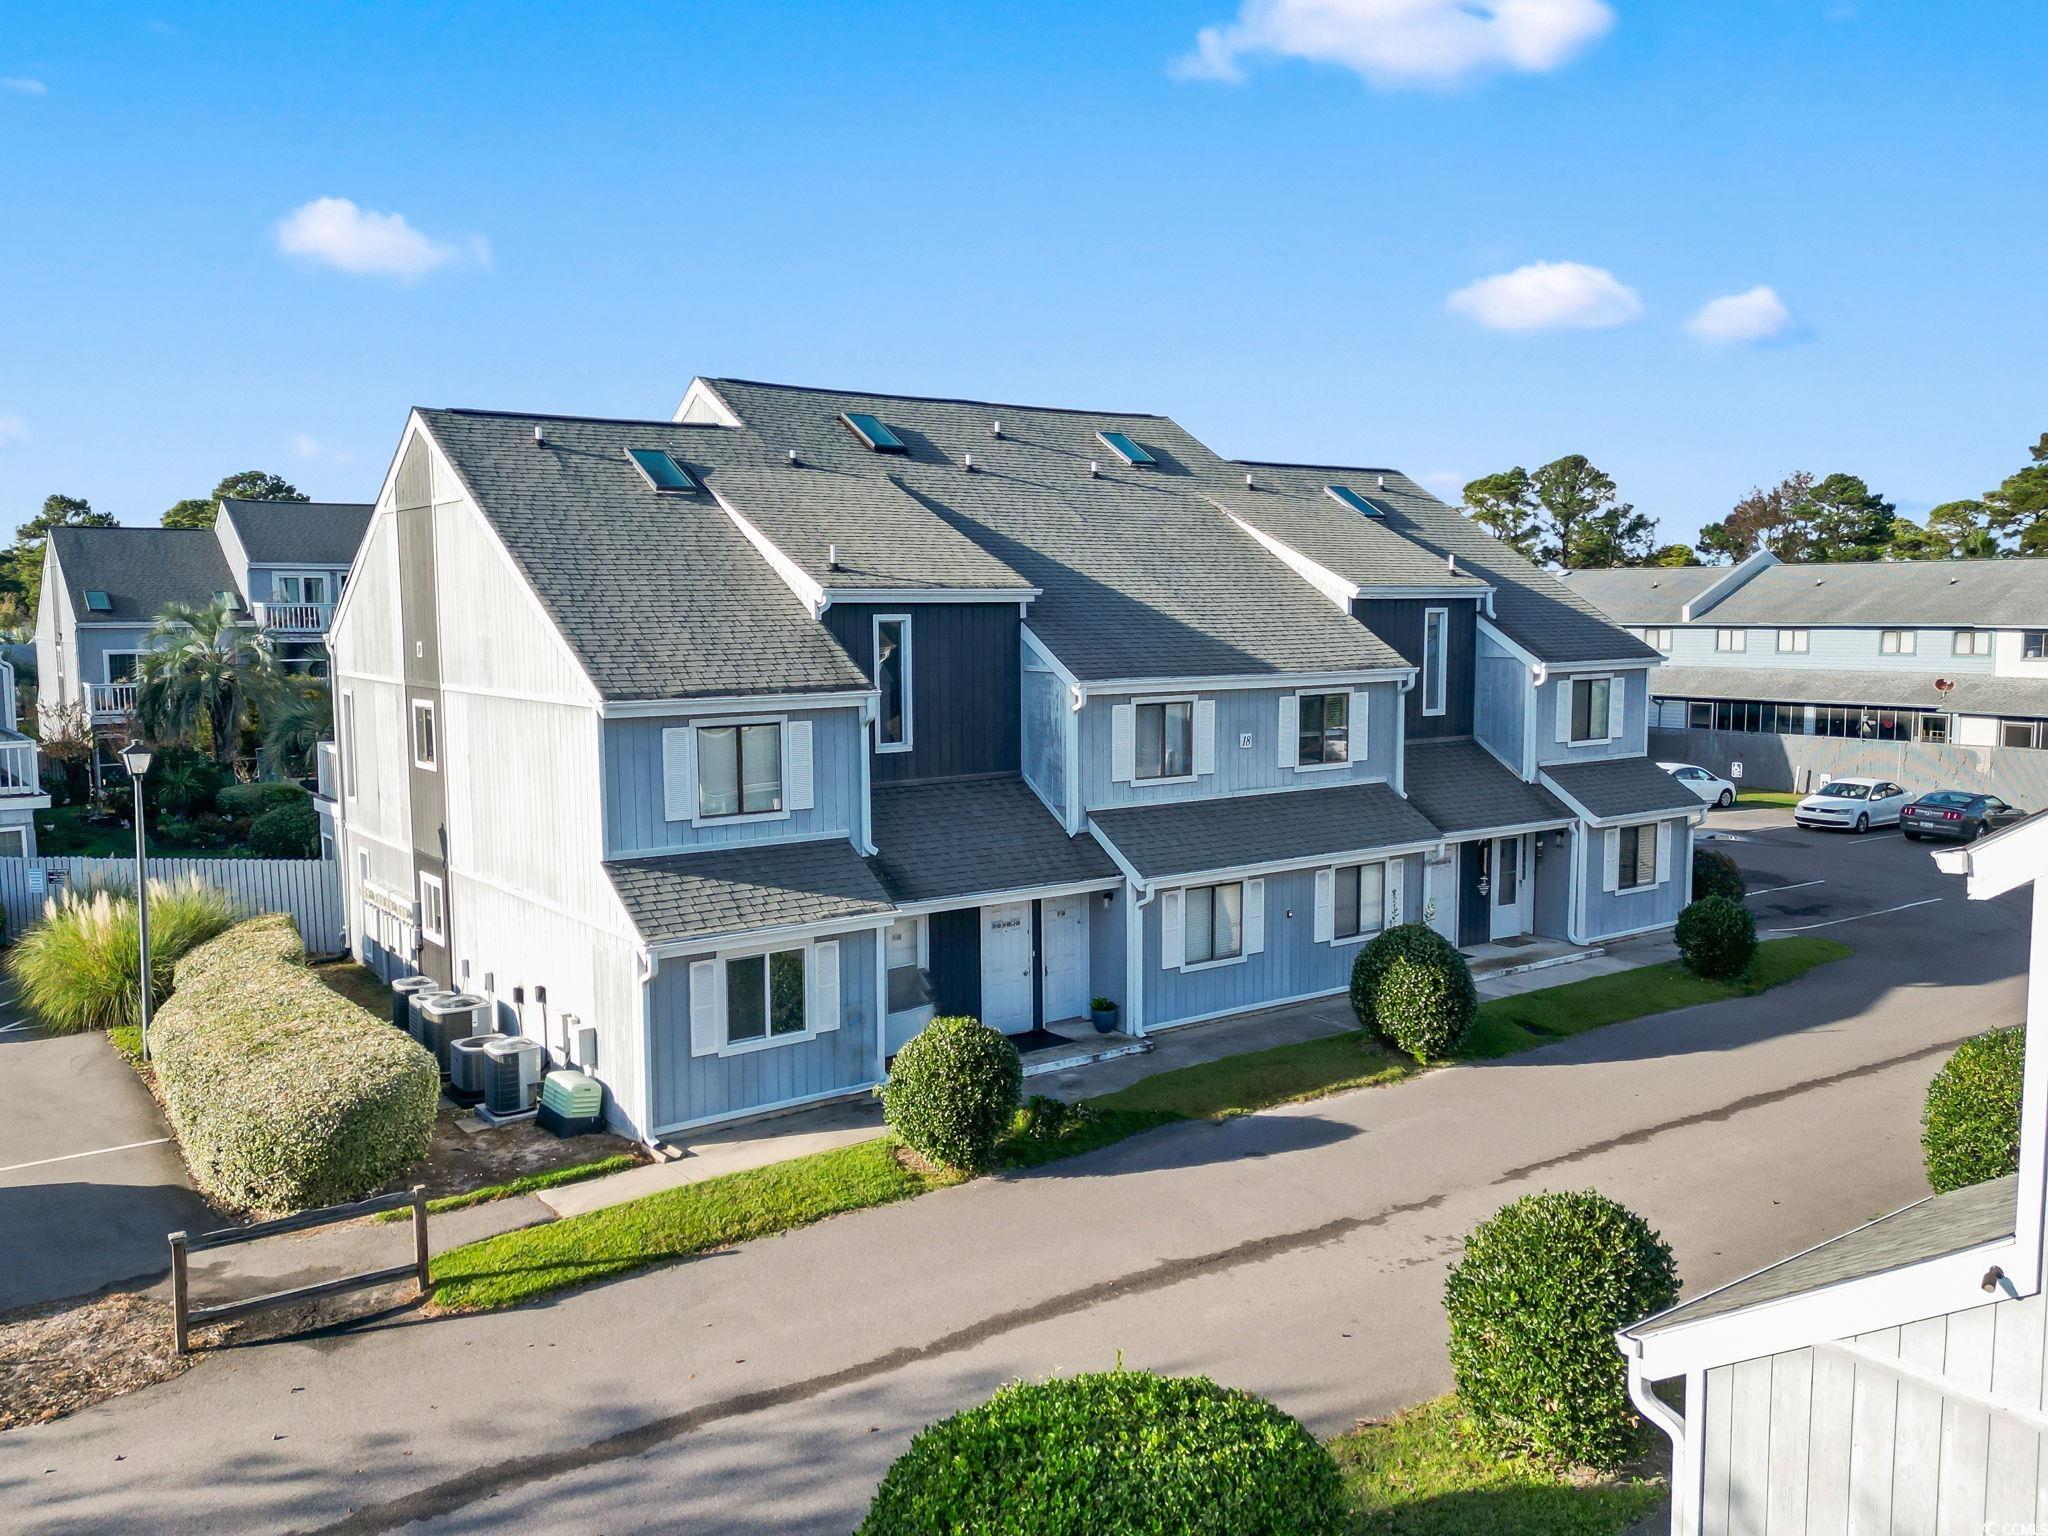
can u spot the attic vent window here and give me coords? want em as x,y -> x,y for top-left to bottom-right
1096,429 -> 1155,467
840,412 -> 906,453
84,590 -> 112,612
1325,484 -> 1391,518
626,448 -> 701,494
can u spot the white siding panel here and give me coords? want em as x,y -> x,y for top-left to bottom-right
1766,1349 -> 1814,1535
1986,1292 -> 2045,1528
1704,1363 -> 1736,1536
1938,1303 -> 1996,1536
1727,1355 -> 1773,1536
1805,1344 -> 1857,1536
1848,1326 -> 1900,1536
1892,1318 -> 1950,1531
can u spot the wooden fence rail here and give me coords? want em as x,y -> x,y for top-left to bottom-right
0,854 -> 344,955
169,1185 -> 429,1355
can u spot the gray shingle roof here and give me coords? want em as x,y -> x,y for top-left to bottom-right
1626,1174 -> 2015,1339
219,499 -> 373,566
417,408 -> 873,701
1646,664 -> 2048,719
866,776 -> 1120,905
1541,757 -> 1704,821
1199,481 -> 1492,596
1089,782 -> 1439,881
48,526 -> 239,626
1402,739 -> 1573,834
605,838 -> 893,946
1567,557 -> 2048,628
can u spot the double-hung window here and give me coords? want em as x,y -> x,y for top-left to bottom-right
698,722 -> 783,818
1954,629 -> 1993,657
1777,629 -> 1809,654
2025,632 -> 2048,660
417,872 -> 446,943
411,699 -> 437,770
276,573 -> 330,606
1569,676 -> 1613,744
1715,629 -> 1747,653
724,948 -> 807,1044
1136,700 -> 1194,781
1183,881 -> 1243,966
1641,628 -> 1673,652
1615,826 -> 1657,891
874,615 -> 912,752
1421,607 -> 1448,716
1332,862 -> 1385,941
1297,692 -> 1350,766
1880,629 -> 1915,655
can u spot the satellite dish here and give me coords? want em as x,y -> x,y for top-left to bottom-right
1935,677 -> 1956,694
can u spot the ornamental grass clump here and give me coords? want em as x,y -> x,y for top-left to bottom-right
1349,923 -> 1477,1062
150,914 -> 438,1213
879,1015 -> 1022,1173
859,1368 -> 1348,1536
8,877 -> 240,1033
1923,1026 -> 2023,1193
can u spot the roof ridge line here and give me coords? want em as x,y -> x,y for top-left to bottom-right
707,376 -> 1171,422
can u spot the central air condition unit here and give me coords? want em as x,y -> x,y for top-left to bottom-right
391,974 -> 437,1031
478,1036 -> 544,1123
407,988 -> 454,1049
422,991 -> 488,1080
448,1033 -> 495,1108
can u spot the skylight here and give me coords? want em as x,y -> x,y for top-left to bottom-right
1326,484 -> 1392,518
84,590 -> 112,612
626,447 -> 701,494
1097,429 -> 1155,467
840,412 -> 906,453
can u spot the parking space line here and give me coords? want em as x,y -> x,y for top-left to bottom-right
1749,880 -> 1825,897
1766,897 -> 1943,934
0,1137 -> 171,1175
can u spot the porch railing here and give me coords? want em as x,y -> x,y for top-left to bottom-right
83,680 -> 137,718
254,601 -> 332,634
0,737 -> 38,794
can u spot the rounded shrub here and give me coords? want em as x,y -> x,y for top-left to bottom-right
1445,1190 -> 1680,1469
880,1015 -> 1022,1172
216,781 -> 312,819
860,1368 -> 1348,1536
1349,923 -> 1477,1061
249,799 -> 321,857
1674,894 -> 1756,980
1691,847 -> 1746,905
1923,1026 -> 2023,1193
7,877 -> 240,1032
151,914 -> 437,1213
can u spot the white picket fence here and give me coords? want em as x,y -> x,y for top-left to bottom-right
0,856 -> 346,956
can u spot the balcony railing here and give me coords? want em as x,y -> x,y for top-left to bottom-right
0,736 -> 39,795
84,681 -> 138,719
254,601 -> 333,635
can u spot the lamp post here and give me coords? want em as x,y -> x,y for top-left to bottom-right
120,744 -> 155,1062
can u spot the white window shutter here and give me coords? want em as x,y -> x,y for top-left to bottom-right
1112,704 -> 1136,783
1243,879 -> 1265,955
1602,829 -> 1620,893
811,940 -> 840,1032
1277,695 -> 1299,769
1607,680 -> 1625,742
1387,863 -> 1402,924
1313,868 -> 1334,943
689,958 -> 721,1056
1160,889 -> 1183,969
663,727 -> 695,822
1555,682 -> 1572,743
786,719 -> 815,811
1194,699 -> 1217,776
1655,821 -> 1672,886
1350,689 -> 1372,765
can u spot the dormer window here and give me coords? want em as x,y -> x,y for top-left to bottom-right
626,447 -> 702,493
213,590 -> 237,608
840,412 -> 906,453
1096,429 -> 1155,467
84,590 -> 112,612
1325,484 -> 1390,518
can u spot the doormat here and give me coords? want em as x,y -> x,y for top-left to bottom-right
1009,1028 -> 1081,1052
1492,935 -> 1540,949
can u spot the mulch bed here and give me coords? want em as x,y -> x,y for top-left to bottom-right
0,1292 -> 194,1431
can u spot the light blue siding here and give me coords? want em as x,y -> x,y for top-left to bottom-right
1658,625 -> 1996,675
1532,824 -> 1573,939
1474,632 -> 1528,770
601,707 -> 864,856
1577,818 -> 1691,939
242,565 -> 350,606
1090,882 -> 1130,1013
73,623 -> 152,688
647,928 -> 880,1129
1021,659 -> 1070,824
1534,670 -> 1650,767
1080,683 -> 1401,812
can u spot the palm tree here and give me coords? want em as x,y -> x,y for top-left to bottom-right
260,675 -> 332,780
135,599 -> 278,771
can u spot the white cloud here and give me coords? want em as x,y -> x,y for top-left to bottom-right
1175,0 -> 1614,87
1685,285 -> 1793,344
274,196 -> 467,280
1445,260 -> 1642,332
291,432 -> 351,464
2,77 -> 47,96
0,415 -> 26,447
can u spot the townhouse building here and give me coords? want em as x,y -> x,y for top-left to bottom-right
328,379 -> 1701,1141
34,498 -> 370,778
1563,550 -> 2048,797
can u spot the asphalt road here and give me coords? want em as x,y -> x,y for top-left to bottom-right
1,810 -> 2027,1535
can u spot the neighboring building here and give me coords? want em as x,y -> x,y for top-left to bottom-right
33,499 -> 371,778
1563,551 -> 2048,797
0,657 -> 51,854
1619,812 -> 2048,1536
326,379 -> 1700,1141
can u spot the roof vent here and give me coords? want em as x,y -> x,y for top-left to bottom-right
533,425 -> 547,448
1089,460 -> 1100,478
990,420 -> 1003,438
963,452 -> 975,472
1447,553 -> 1459,576
1376,473 -> 1386,489
1244,472 -> 1255,490
787,448 -> 800,467
827,544 -> 841,572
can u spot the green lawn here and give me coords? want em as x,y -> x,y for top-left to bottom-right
1736,789 -> 1803,809
1092,1031 -> 1415,1119
1334,1395 -> 1666,1535
310,957 -> 398,1020
373,1153 -> 644,1221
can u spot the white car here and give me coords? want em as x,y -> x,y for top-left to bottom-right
1660,761 -> 1737,809
1794,776 -> 1911,833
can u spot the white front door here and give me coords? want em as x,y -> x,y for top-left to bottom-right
1489,834 -> 1529,940
980,901 -> 1035,1034
1425,856 -> 1458,945
1039,897 -> 1089,1023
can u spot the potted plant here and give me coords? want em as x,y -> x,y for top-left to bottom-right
1090,996 -> 1120,1034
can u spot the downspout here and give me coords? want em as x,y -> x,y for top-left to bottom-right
1126,878 -> 1151,1037
1525,661 -> 1548,781
1393,674 -> 1413,796
635,946 -> 661,1147
1624,1358 -> 1699,1536
1067,683 -> 1085,835
857,697 -> 877,855
1567,820 -> 1591,946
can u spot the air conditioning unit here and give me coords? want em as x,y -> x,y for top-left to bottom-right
478,1036 -> 544,1123
449,1034 -> 494,1108
423,992 -> 488,1080
391,975 -> 437,1031
407,988 -> 453,1049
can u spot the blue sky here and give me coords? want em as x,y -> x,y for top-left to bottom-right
2,2 -> 2043,547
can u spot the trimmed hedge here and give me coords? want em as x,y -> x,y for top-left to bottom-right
860,1368 -> 1348,1536
1923,1026 -> 2023,1193
152,914 -> 438,1214
1691,848 -> 1746,905
1674,895 -> 1757,980
880,1015 -> 1022,1172
216,781 -> 311,819
1349,923 -> 1477,1061
250,799 -> 321,857
1445,1190 -> 1680,1469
